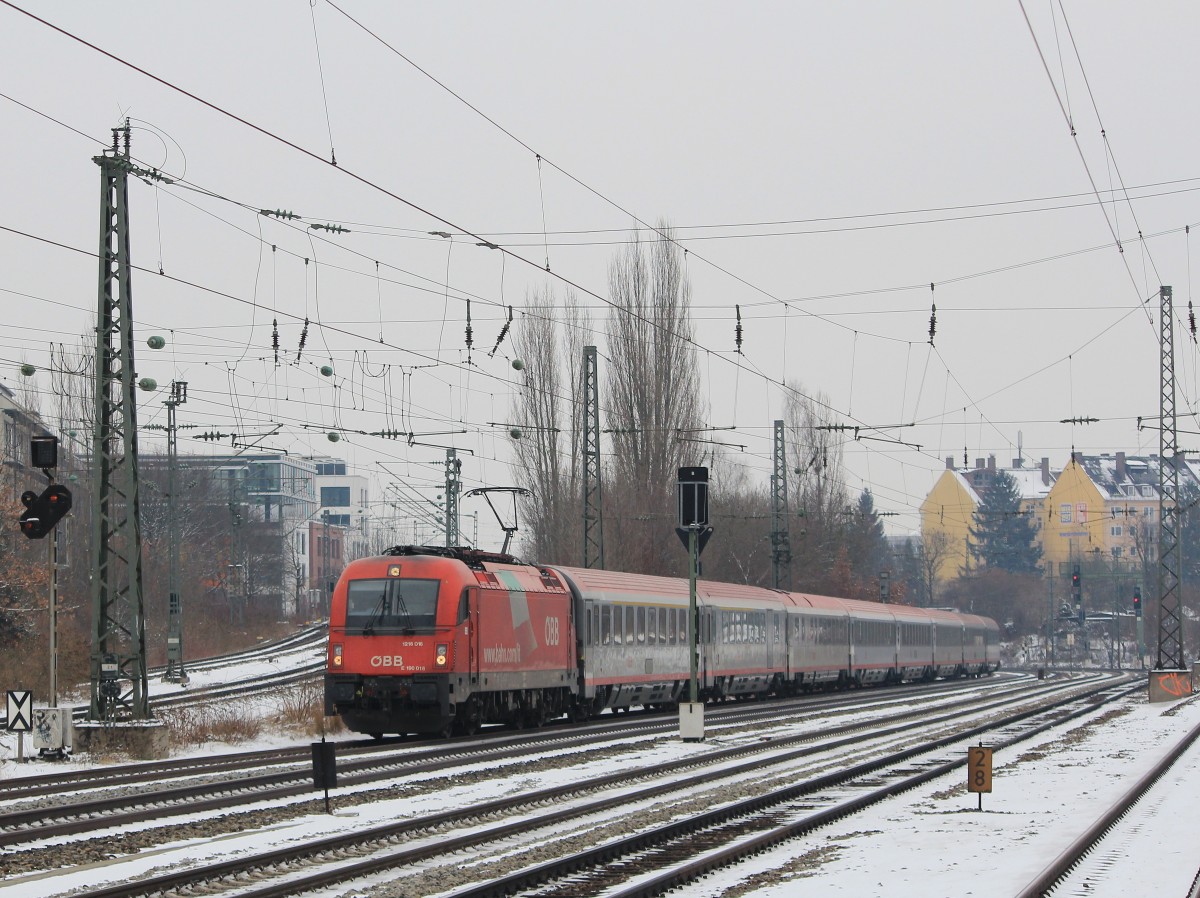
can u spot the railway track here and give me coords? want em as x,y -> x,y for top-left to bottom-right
0,671 -> 1011,801
1015,702 -> 1200,898
0,674 -> 1124,898
0,675 -> 1032,845
0,625 -> 327,732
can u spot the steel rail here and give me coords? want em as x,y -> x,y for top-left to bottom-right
0,672 -> 1031,801
448,681 -> 1141,898
44,678 -> 1128,898
0,673 -> 1048,847
1014,710 -> 1200,898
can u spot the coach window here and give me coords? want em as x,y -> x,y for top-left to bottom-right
614,606 -> 625,645
601,604 -> 612,646
625,606 -> 636,644
647,607 -> 657,644
457,590 -> 470,624
636,606 -> 646,644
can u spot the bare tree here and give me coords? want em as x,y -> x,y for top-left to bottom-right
918,530 -> 954,607
510,286 -> 591,563
784,383 -> 850,593
605,224 -> 704,574
704,454 -> 773,586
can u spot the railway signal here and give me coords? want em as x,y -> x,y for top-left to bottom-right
1132,585 -> 1142,618
1071,564 -> 1083,626
677,467 -> 711,743
19,483 -> 73,539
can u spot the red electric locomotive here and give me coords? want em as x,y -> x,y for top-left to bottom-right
324,545 -> 577,737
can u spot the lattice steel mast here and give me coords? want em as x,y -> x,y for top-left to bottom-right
89,123 -> 150,720
770,419 -> 792,590
163,381 -> 187,682
1156,285 -> 1184,671
444,449 -> 461,546
581,345 -> 604,568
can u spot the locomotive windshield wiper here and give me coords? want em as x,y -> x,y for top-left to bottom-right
363,592 -> 389,636
391,581 -> 415,635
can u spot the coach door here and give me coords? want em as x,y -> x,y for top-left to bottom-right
467,587 -> 480,682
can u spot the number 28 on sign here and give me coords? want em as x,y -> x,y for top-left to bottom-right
967,743 -> 993,810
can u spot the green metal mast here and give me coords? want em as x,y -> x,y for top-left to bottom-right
163,381 -> 187,682
770,419 -> 791,590
1156,285 -> 1184,671
89,123 -> 150,721
444,449 -> 461,546
581,345 -> 604,568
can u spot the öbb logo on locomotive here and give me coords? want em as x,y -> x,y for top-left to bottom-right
325,545 -> 1001,739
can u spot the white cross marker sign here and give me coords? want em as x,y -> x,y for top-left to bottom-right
6,690 -> 33,733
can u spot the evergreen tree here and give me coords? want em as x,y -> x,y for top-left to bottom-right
895,536 -> 928,607
968,471 -> 1043,574
847,488 -> 890,588
1178,479 -> 1200,582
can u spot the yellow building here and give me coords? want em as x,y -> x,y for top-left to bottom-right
1041,456 -> 1111,575
920,455 -> 1055,582
1043,453 -> 1168,575
923,450 -> 1190,583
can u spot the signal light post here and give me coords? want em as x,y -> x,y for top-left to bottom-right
676,467 -> 712,743
1133,585 -> 1145,667
1071,564 -> 1082,626
17,436 -> 72,754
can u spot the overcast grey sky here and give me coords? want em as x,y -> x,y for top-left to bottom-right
3,2 -> 1199,546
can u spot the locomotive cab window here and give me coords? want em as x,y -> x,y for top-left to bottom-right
345,578 -> 440,634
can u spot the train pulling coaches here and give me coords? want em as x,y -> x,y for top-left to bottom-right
324,545 -> 1000,738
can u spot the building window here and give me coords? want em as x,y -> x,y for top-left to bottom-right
1111,526 -> 1123,537
1076,502 -> 1088,524
321,486 -> 350,506
1060,504 -> 1073,524
1112,547 -> 1122,558
1144,507 -> 1154,518
317,462 -> 346,475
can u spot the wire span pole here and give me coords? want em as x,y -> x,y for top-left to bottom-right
1155,285 -> 1185,673
89,123 -> 150,721
770,419 -> 791,590
163,381 -> 187,682
444,449 -> 461,546
581,345 -> 604,568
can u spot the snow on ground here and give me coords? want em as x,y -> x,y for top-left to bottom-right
682,689 -> 1200,898
3,648 -> 1199,897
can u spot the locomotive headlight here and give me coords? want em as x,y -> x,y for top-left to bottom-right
435,643 -> 448,667
332,643 -> 343,668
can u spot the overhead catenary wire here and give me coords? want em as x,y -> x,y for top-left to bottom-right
2,3 -> 1190,530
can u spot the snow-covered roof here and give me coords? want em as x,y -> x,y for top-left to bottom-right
1073,452 -> 1200,501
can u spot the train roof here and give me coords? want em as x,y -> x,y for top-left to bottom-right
552,565 -> 795,608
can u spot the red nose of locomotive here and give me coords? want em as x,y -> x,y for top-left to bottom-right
332,638 -> 453,673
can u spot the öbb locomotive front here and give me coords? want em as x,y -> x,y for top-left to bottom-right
324,545 -> 1001,737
